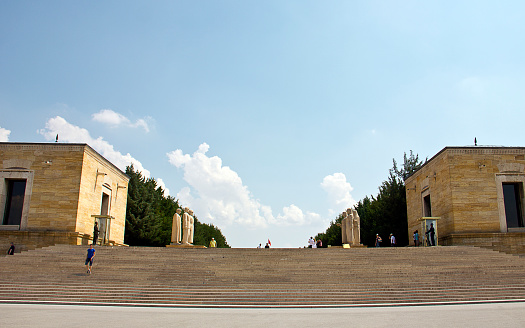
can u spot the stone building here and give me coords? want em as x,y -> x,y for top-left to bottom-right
405,146 -> 525,253
1,142 -> 129,252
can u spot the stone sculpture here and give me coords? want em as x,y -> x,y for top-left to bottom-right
182,207 -> 195,245
341,208 -> 361,246
171,208 -> 182,244
188,209 -> 195,244
182,207 -> 191,245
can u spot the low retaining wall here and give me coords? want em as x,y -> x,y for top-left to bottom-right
441,232 -> 525,254
0,230 -> 92,254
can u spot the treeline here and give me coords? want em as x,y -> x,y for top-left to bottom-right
316,151 -> 424,247
124,165 -> 230,248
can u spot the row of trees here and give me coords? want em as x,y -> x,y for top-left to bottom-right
124,165 -> 229,248
316,151 -> 424,247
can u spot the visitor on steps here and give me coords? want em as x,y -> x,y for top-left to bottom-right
7,242 -> 15,255
209,237 -> 217,248
316,239 -> 322,248
308,237 -> 315,248
93,222 -> 99,245
413,230 -> 419,247
390,234 -> 396,247
426,223 -> 435,246
375,234 -> 382,247
85,244 -> 95,274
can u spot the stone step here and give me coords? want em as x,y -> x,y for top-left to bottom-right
2,245 -> 525,306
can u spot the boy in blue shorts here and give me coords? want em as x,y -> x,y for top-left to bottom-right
85,244 -> 95,274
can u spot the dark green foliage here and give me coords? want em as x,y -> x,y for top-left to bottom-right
316,151 -> 424,247
356,171 -> 408,246
124,165 -> 230,248
315,213 -> 344,247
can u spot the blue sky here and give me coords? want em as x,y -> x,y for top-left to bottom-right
2,1 -> 525,247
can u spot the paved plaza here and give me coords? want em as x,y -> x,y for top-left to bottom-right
1,302 -> 525,327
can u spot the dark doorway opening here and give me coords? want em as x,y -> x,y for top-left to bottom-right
503,183 -> 524,228
423,194 -> 432,217
3,179 -> 27,226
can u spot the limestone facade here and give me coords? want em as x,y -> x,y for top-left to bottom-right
405,146 -> 525,252
0,143 -> 129,252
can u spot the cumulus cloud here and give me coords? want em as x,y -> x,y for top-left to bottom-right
321,172 -> 356,215
167,143 -> 324,229
275,205 -> 321,226
38,116 -> 152,180
92,109 -> 151,133
0,126 -> 11,141
168,143 -> 272,228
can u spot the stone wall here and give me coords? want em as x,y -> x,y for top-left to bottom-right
405,147 -> 525,249
0,143 -> 129,248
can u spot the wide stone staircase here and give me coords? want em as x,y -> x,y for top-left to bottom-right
1,245 -> 525,307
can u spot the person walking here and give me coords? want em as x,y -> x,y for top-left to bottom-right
375,234 -> 382,247
85,244 -> 95,274
390,234 -> 396,247
7,242 -> 15,255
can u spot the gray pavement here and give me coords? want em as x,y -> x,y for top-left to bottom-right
1,302 -> 525,327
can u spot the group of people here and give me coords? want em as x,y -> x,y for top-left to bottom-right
375,233 -> 396,247
413,223 -> 436,246
307,237 -> 322,248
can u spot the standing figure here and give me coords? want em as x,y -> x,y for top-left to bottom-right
426,223 -> 435,246
308,236 -> 315,248
182,207 -> 191,245
351,208 -> 361,245
345,209 -> 353,244
375,234 -> 382,247
171,208 -> 182,244
390,233 -> 396,247
413,230 -> 419,247
209,237 -> 217,248
188,209 -> 195,244
93,222 -> 99,245
7,242 -> 15,255
340,212 -> 348,244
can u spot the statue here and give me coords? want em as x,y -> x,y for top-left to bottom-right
171,208 -> 182,244
340,208 -> 361,246
182,207 -> 195,245
351,208 -> 361,245
341,211 -> 348,244
188,209 -> 195,244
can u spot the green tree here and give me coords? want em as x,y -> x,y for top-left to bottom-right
124,165 -> 230,247
316,151 -> 424,247
315,212 -> 345,247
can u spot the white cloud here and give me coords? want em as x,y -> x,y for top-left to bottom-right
167,143 -> 328,230
155,178 -> 170,197
0,127 -> 11,141
38,116 -> 151,179
275,205 -> 321,226
168,143 -> 272,228
321,172 -> 356,215
92,109 -> 150,133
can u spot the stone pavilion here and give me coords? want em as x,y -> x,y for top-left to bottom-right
0,142 -> 129,252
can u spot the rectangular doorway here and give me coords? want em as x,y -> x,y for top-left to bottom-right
502,183 -> 524,228
2,179 -> 27,226
423,194 -> 432,217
